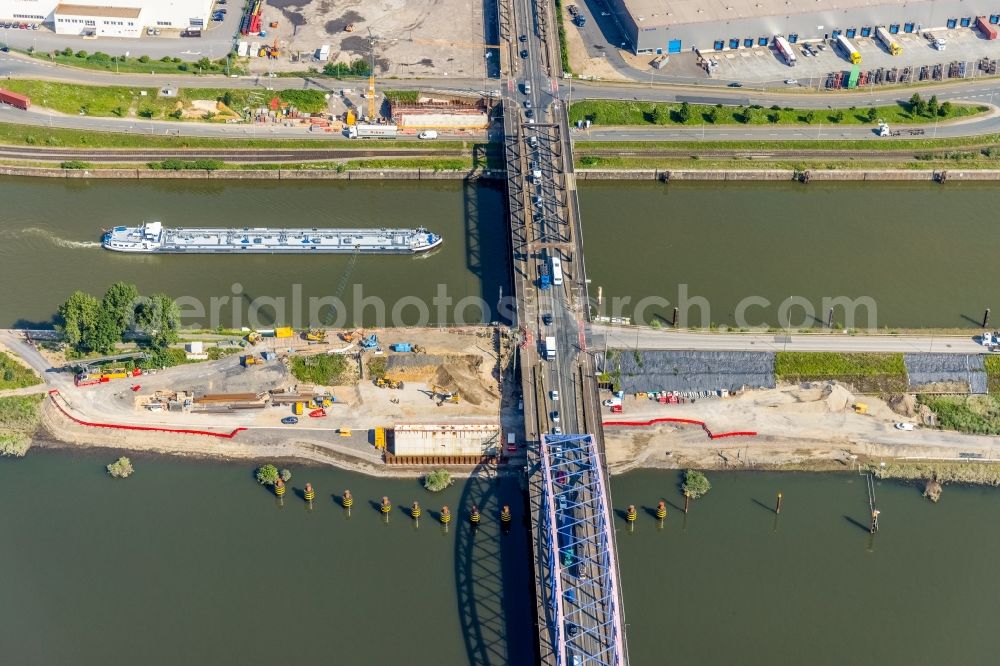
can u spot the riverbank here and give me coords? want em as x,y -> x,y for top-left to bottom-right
4,164 -> 1000,181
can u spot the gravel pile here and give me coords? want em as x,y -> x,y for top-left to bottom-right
601,350 -> 775,393
904,353 -> 986,394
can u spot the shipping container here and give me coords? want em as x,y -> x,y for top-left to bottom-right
976,16 -> 998,40
275,326 -> 293,338
774,36 -> 796,66
0,89 -> 30,110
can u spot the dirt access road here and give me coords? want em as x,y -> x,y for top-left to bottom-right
603,382 -> 1000,474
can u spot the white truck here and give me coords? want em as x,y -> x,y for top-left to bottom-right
346,124 -> 398,139
544,336 -> 556,360
774,36 -> 796,66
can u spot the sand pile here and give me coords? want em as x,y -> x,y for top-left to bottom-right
822,383 -> 856,412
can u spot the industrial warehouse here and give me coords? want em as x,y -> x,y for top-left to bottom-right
0,0 -> 212,36
607,0 -> 1000,54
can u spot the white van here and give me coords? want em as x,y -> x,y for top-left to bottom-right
417,130 -> 439,139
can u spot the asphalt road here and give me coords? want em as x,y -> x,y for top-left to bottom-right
4,50 -> 1000,142
590,324 -> 986,354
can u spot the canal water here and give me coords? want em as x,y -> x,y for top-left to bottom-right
1,177 -> 997,330
4,451 -> 1000,665
0,177 -> 509,329
580,181 -> 999,329
613,469 -> 1000,666
0,449 -> 535,666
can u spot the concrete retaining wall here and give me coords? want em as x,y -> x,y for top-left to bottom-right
0,166 -> 505,180
5,164 -> 1000,181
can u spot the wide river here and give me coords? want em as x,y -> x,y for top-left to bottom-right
3,451 -> 999,665
0,177 -> 996,329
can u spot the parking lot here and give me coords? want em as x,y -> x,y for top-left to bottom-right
707,26 -> 1000,87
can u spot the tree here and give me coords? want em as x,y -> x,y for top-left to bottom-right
256,464 -> 279,485
650,105 -> 668,126
102,282 -> 140,339
196,57 -> 213,71
135,293 -> 180,349
677,101 -> 692,124
832,109 -> 845,123
707,106 -> 720,124
939,101 -> 952,117
682,469 -> 712,499
138,55 -> 149,63
909,92 -> 926,116
866,107 -> 879,123
57,291 -> 100,350
423,469 -> 453,492
280,468 -> 292,482
804,110 -> 815,124
75,50 -> 87,58
83,309 -> 119,355
221,91 -> 234,108
927,95 -> 939,117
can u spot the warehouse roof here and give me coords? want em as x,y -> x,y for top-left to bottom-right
622,0 -> 892,29
54,4 -> 143,19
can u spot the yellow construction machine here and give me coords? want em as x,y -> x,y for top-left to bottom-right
431,384 -> 459,405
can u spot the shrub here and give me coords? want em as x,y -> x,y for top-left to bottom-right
682,470 -> 711,499
60,161 -> 92,169
423,469 -> 453,492
106,456 -> 134,478
256,463 -> 279,485
138,55 -> 150,63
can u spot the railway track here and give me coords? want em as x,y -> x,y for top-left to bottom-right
578,147 -> 991,160
0,146 -> 469,163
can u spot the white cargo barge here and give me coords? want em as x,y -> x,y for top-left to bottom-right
102,221 -> 443,254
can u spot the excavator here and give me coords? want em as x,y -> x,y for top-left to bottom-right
305,329 -> 325,342
339,328 -> 363,343
431,384 -> 459,405
246,331 -> 262,345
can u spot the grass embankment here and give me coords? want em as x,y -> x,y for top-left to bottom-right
575,156 -> 1000,171
0,394 -> 43,457
985,356 -> 1000,394
2,81 -> 329,119
554,0 -> 571,74
0,122 -> 469,150
774,352 -> 908,393
0,352 -> 40,390
869,461 -> 1000,486
290,355 -> 349,385
918,395 -> 1000,435
26,49 -> 244,76
569,99 -> 987,127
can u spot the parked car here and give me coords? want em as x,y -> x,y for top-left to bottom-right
894,422 -> 915,431
281,416 -> 299,425
417,130 -> 438,139
727,81 -> 743,87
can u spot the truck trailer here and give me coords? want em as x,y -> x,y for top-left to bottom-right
976,16 -> 999,40
835,35 -> 862,64
875,27 -> 903,55
0,89 -> 30,110
347,124 -> 398,139
544,336 -> 556,360
774,36 -> 796,66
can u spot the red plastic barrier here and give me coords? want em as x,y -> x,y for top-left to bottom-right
48,390 -> 246,439
602,416 -> 756,440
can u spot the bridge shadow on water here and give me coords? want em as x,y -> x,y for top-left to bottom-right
454,463 -> 535,666
463,179 -> 513,326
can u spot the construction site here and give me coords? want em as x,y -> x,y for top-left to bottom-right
34,325 -> 520,474
238,0 -> 496,79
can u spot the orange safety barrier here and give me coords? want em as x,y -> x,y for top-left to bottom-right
602,416 -> 756,440
48,390 -> 246,439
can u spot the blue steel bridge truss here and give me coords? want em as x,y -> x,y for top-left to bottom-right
539,433 -> 627,666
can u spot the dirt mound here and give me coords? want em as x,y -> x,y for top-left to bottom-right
821,383 -> 855,412
888,393 -> 917,417
386,354 -> 495,406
